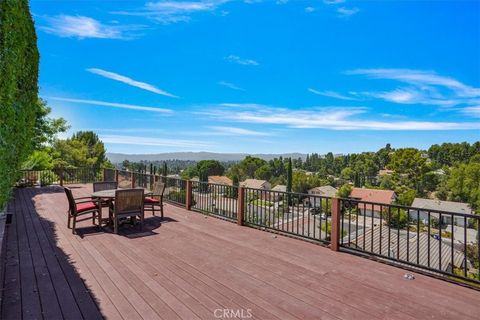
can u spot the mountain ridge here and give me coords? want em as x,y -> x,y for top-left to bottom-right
107,152 -> 309,163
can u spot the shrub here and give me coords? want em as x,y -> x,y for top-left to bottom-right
40,171 -> 59,186
382,208 -> 409,229
0,0 -> 39,210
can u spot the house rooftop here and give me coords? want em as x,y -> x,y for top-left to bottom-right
309,185 -> 338,197
240,178 -> 269,189
208,175 -> 232,185
272,184 -> 287,192
412,198 -> 473,214
350,187 -> 396,205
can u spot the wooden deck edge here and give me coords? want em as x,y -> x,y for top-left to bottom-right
0,204 -> 9,311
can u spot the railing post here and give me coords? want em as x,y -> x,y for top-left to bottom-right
331,197 -> 341,251
185,180 -> 192,210
59,167 -> 64,186
154,175 -> 159,182
237,187 -> 245,226
131,172 -> 135,188
103,168 -> 107,181
115,169 -> 119,183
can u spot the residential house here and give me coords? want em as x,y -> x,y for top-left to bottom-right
349,187 -> 396,218
411,198 -> 473,227
208,175 -> 232,185
269,185 -> 287,202
306,186 -> 338,207
240,179 -> 271,190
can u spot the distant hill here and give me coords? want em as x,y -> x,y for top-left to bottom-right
107,152 -> 308,163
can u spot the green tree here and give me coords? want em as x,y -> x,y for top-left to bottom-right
255,164 -> 272,181
389,148 -> 428,192
340,167 -> 354,181
162,162 -> 168,176
0,0 -> 39,209
196,160 -> 224,176
448,158 -> 480,209
396,189 -> 416,206
51,131 -> 111,169
232,156 -> 266,179
22,149 -> 54,170
286,158 -> 293,205
382,208 -> 408,229
337,184 -> 353,198
32,99 -> 68,149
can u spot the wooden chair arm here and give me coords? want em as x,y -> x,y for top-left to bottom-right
74,196 -> 95,201
74,199 -> 100,206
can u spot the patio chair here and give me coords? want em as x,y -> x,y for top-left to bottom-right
144,181 -> 165,218
64,187 -> 101,234
110,189 -> 144,234
93,181 -> 118,207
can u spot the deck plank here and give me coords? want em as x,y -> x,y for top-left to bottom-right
1,197 -> 22,320
26,188 -> 102,320
15,190 -> 43,319
2,184 -> 480,320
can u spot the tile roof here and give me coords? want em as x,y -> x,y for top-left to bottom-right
350,188 -> 396,205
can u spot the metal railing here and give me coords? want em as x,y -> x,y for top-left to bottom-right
20,167 -> 479,287
160,176 -> 187,206
19,167 -> 102,186
243,188 -> 331,244
191,181 -> 238,221
338,198 -> 480,285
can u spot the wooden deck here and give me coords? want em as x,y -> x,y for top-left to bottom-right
1,185 -> 480,320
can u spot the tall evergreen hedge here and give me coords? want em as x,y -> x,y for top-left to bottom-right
0,0 -> 39,210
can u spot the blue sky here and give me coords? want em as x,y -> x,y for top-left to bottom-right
32,0 -> 480,154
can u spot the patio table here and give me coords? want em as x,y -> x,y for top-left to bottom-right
91,187 -> 153,199
91,188 -> 153,227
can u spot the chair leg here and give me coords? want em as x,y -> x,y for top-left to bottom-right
114,217 -> 118,234
98,209 -> 103,227
152,205 -> 155,216
72,216 -> 76,234
68,214 -> 71,229
160,203 -> 164,219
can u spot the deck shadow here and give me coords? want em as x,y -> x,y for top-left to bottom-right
0,187 -> 103,319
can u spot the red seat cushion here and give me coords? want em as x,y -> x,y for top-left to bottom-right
144,197 -> 160,204
76,202 -> 97,213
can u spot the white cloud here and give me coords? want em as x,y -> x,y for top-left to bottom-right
40,15 -> 144,40
218,81 -> 245,91
113,0 -> 229,24
46,97 -> 173,113
337,7 -> 359,17
201,104 -> 480,131
308,88 -> 357,101
305,7 -> 315,13
100,134 -> 210,148
347,68 -> 480,98
345,69 -> 480,114
462,106 -> 480,118
86,68 -> 178,98
225,55 -> 259,66
207,126 -> 270,136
